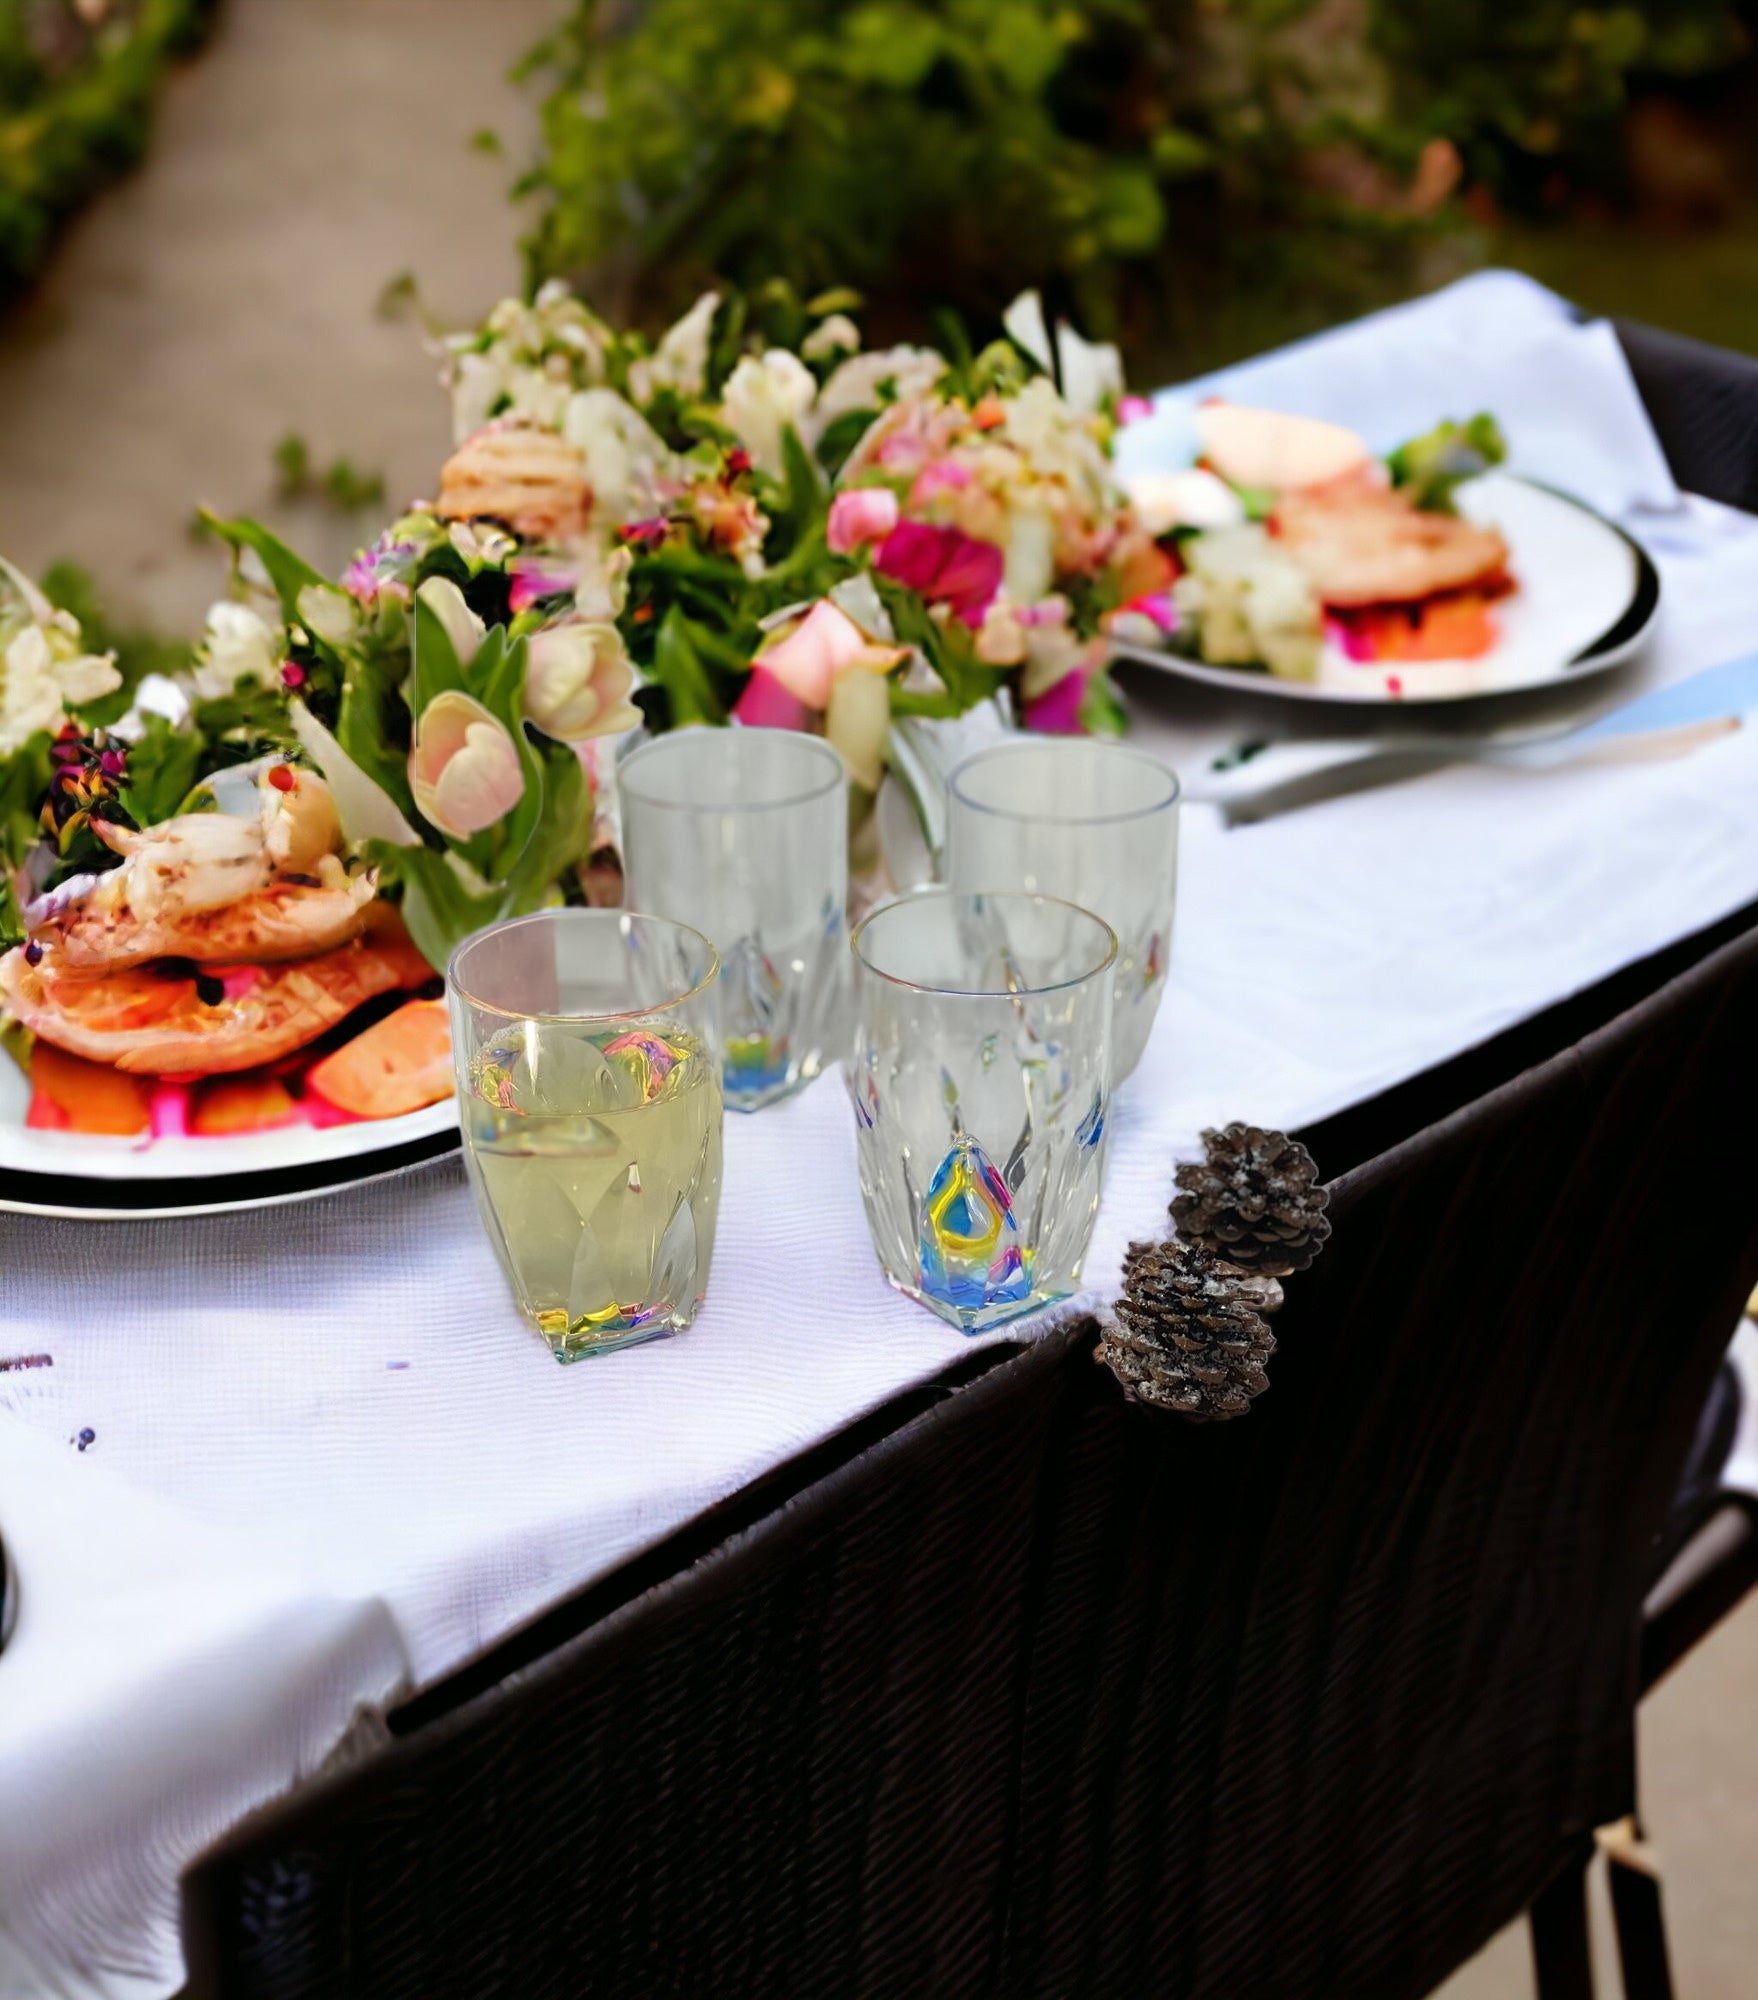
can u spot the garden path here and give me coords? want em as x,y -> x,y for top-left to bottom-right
0,0 -> 556,634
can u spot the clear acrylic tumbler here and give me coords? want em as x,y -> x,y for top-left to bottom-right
945,740 -> 1179,1082
847,888 -> 1116,1334
619,727 -> 849,1111
448,909 -> 723,1362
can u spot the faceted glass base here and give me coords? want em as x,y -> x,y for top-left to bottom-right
723,1039 -> 825,1113
533,1296 -> 703,1363
885,1268 -> 1074,1336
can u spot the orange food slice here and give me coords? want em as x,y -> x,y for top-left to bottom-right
191,1075 -> 303,1136
26,1043 -> 152,1136
305,999 -> 453,1121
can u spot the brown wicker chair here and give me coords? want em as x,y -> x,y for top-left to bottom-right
177,899 -> 1758,2000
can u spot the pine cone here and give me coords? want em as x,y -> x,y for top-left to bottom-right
1097,1238 -> 1281,1421
1170,1123 -> 1331,1274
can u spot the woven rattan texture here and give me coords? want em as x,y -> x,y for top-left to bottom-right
179,911 -> 1758,2000
1614,319 -> 1758,514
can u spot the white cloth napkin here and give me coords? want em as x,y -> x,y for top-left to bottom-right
1114,267 -> 1681,518
5,272 -> 1758,2000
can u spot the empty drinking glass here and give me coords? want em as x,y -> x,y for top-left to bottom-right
619,728 -> 849,1111
945,740 -> 1179,1081
449,910 -> 723,1362
847,889 -> 1116,1334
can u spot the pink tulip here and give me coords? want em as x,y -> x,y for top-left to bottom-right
409,690 -> 526,838
732,666 -> 813,731
755,599 -> 907,710
874,521 -> 1003,628
827,486 -> 900,555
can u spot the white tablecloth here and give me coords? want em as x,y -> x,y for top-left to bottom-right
6,273 -> 1758,1999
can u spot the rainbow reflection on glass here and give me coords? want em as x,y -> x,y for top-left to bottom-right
847,889 -> 1116,1334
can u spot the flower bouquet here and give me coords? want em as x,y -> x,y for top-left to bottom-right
0,279 -> 1169,1140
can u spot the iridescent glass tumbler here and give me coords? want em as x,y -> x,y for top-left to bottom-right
619,727 -> 849,1111
448,910 -> 723,1362
945,741 -> 1179,1082
847,889 -> 1116,1334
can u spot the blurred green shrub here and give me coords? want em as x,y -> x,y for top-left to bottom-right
0,0 -> 218,298
516,0 -> 1750,345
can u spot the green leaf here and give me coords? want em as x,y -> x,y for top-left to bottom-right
371,842 -> 502,975
199,513 -> 328,627
335,638 -> 418,823
116,716 -> 203,827
500,734 -> 591,915
651,610 -> 730,726
1385,412 -> 1507,511
411,592 -> 474,710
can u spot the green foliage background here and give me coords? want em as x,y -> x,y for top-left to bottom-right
516,0 -> 1753,364
0,0 -> 217,298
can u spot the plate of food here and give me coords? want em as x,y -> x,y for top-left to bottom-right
1110,403 -> 1659,702
0,767 -> 459,1220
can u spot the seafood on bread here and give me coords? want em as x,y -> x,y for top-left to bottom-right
0,906 -> 432,1078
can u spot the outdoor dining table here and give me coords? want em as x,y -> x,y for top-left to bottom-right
4,272 -> 1758,2000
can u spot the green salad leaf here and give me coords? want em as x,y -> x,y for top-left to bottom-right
1385,414 -> 1507,513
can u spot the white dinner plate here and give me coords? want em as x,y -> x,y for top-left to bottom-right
0,1048 -> 459,1220
1110,472 -> 1660,704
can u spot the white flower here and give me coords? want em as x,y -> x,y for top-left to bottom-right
416,577 -> 487,670
0,621 -> 121,755
719,349 -> 818,476
1003,508 -> 1056,607
813,346 -> 946,433
1125,468 -> 1247,536
576,543 -> 634,623
802,314 -> 861,362
628,291 -> 720,404
295,583 -> 358,650
1000,378 -> 1112,507
450,350 -> 512,444
1002,290 -> 1054,374
191,602 -> 281,702
562,388 -> 680,528
1054,320 -> 1124,417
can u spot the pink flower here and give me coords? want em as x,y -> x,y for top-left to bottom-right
1122,589 -> 1178,634
827,486 -> 901,555
906,458 -> 973,510
1117,394 -> 1155,425
874,522 -> 1003,628
508,555 -> 580,617
408,690 -> 526,838
732,666 -> 813,731
1023,669 -> 1088,735
754,600 -> 907,710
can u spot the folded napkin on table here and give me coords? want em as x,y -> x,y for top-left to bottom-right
1114,268 -> 1680,520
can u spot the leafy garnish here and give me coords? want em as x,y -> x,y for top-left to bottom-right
1385,414 -> 1507,513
